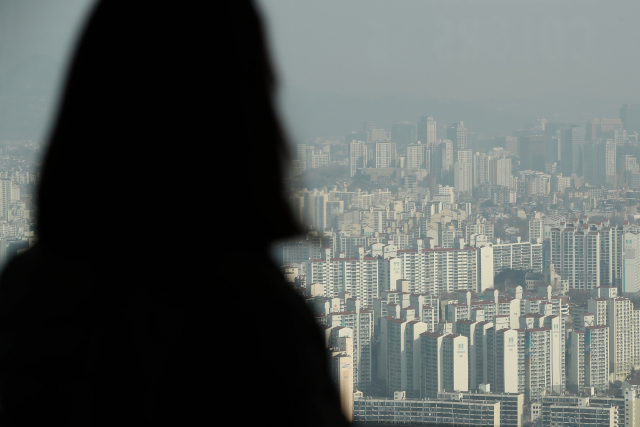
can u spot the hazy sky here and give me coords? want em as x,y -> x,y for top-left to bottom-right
256,0 -> 640,100
254,0 -> 640,140
0,0 -> 94,143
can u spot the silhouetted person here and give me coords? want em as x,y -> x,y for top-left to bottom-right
0,1 -> 349,426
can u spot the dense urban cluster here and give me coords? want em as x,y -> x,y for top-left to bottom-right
273,105 -> 640,426
0,140 -> 39,273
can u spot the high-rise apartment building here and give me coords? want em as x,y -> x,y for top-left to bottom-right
420,332 -> 469,398
600,225 -> 623,288
454,149 -> 473,194
396,247 -> 491,296
585,325 -> 609,392
489,239 -> 544,276
608,297 -> 638,381
349,140 -> 368,177
374,142 -> 397,168
623,230 -> 640,294
487,327 -> 519,393
473,152 -> 490,187
543,315 -> 565,395
406,142 -> 424,170
0,178 -> 11,222
330,349 -> 354,421
550,226 -> 601,291
304,189 -> 329,233
325,307 -> 374,392
306,253 -> 379,308
490,157 -> 512,187
524,327 -> 550,402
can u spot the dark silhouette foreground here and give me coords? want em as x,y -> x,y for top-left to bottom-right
0,0 -> 348,425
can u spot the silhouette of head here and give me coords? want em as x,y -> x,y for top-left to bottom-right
36,0 -> 300,269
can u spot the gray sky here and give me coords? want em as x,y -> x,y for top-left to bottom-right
255,0 -> 640,140
256,0 -> 640,100
0,0 -> 95,142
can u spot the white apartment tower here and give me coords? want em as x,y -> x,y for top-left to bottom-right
608,297 -> 638,381
417,116 -> 437,150
489,327 -> 519,394
623,231 -> 640,294
374,142 -> 397,168
568,325 -> 609,394
585,325 -> 609,391
396,247 -> 487,297
420,332 -> 444,398
524,327 -> 550,402
550,227 -> 601,291
441,334 -> 469,393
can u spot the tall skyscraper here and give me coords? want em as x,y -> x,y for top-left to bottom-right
447,121 -> 467,152
585,139 -> 616,187
417,116 -> 437,147
560,126 -> 584,177
431,140 -> 454,186
620,104 -> 640,135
